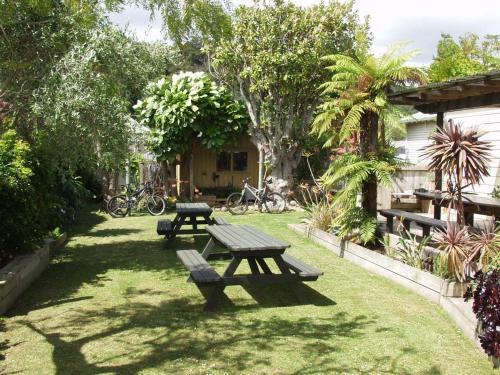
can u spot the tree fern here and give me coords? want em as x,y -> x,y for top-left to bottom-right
312,44 -> 426,243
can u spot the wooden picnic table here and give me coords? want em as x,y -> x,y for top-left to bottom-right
414,190 -> 500,225
177,224 -> 323,310
157,203 -> 214,245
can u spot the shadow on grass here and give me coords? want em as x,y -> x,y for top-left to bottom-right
85,228 -> 142,237
8,238 -> 185,317
242,283 -> 335,308
17,296 -> 387,375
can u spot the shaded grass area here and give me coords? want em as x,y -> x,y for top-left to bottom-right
0,208 -> 495,374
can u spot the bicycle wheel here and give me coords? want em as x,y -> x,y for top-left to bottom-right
146,194 -> 166,216
226,193 -> 248,215
107,195 -> 129,218
263,192 -> 286,213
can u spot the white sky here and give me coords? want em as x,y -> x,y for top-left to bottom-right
109,0 -> 500,66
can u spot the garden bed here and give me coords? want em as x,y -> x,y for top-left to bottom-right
288,223 -> 478,342
0,233 -> 67,314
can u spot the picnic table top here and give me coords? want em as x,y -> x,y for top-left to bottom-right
176,202 -> 213,214
414,190 -> 500,210
206,224 -> 290,252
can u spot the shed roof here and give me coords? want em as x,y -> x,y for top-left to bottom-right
388,70 -> 500,114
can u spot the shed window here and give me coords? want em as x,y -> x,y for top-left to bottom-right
233,151 -> 248,171
216,151 -> 231,171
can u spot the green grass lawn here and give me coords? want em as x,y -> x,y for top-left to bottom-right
0,208 -> 495,374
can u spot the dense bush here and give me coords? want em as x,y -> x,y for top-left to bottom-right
0,129 -> 41,265
465,269 -> 500,364
134,71 -> 249,162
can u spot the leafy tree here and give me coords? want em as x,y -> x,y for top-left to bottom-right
137,0 -> 232,70
134,71 -> 249,161
312,45 -> 426,242
0,0 -> 103,137
429,33 -> 500,82
209,0 -> 369,191
32,25 -> 169,173
0,128 -> 41,263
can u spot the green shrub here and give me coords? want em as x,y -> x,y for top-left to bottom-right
395,231 -> 431,270
432,253 -> 456,280
0,130 -> 42,265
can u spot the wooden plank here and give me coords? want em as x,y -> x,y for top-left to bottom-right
156,219 -> 172,235
206,225 -> 289,252
177,250 -> 221,284
213,217 -> 229,225
379,209 -> 447,228
176,202 -> 213,215
223,274 -> 303,286
282,254 -> 323,277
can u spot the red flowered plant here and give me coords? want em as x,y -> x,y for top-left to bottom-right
464,269 -> 500,364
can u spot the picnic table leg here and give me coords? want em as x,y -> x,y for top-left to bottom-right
421,225 -> 431,237
386,216 -> 394,233
203,213 -> 214,225
204,257 -> 242,311
201,237 -> 216,259
402,219 -> 411,232
272,255 -> 292,275
256,258 -> 273,274
465,212 -> 474,226
167,214 -> 188,247
247,257 -> 260,275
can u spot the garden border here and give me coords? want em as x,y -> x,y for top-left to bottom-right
288,223 -> 478,344
0,233 -> 67,314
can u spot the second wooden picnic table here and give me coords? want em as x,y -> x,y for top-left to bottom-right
157,202 -> 214,245
414,190 -> 500,225
177,224 -> 323,310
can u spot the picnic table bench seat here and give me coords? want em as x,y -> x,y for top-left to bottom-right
177,250 -> 222,285
379,209 -> 447,237
157,219 -> 172,235
213,217 -> 229,225
282,254 -> 323,281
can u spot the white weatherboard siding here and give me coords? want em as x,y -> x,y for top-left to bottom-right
402,108 -> 500,196
447,108 -> 500,195
405,122 -> 434,165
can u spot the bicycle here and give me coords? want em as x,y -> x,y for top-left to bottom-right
226,177 -> 286,215
107,181 -> 166,217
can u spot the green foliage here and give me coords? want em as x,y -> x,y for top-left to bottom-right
469,221 -> 500,272
312,44 -> 426,147
297,184 -> 336,232
0,0 -> 99,133
134,71 -> 249,161
380,234 -> 398,259
332,206 -> 377,244
492,186 -> 500,198
428,33 -> 500,82
0,129 -> 41,262
395,231 -> 431,270
321,149 -> 405,243
210,0 -> 370,185
433,253 -> 456,280
32,25 -> 168,171
0,1 -> 171,257
312,44 -> 426,242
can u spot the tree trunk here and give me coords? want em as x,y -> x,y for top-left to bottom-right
359,113 -> 379,218
257,140 -> 301,194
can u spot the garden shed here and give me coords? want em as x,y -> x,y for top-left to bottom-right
177,135 -> 261,199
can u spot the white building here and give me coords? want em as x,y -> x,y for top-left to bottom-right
395,108 -> 500,196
